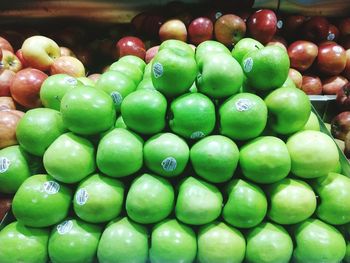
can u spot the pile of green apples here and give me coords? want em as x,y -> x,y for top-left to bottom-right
0,37 -> 350,263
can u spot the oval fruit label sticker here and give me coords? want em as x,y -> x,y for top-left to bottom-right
57,220 -> 73,235
153,62 -> 163,78
161,157 -> 177,172
43,181 -> 60,195
75,188 -> 89,205
0,157 -> 10,173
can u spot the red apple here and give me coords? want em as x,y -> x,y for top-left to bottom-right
283,15 -> 307,39
288,68 -> 303,89
1,50 -> 22,72
301,75 -> 322,95
342,49 -> 350,79
336,82 -> 350,111
116,36 -> 146,60
236,9 -> 252,23
75,48 -> 93,68
288,40 -> 318,72
205,8 -> 225,23
0,69 -> 15,96
159,19 -> 187,42
266,36 -> 288,51
15,49 -> 28,68
214,14 -> 246,46
87,73 -> 101,83
331,111 -> 350,140
327,24 -> 339,42
247,9 -> 277,44
60,46 -> 76,57
322,75 -> 348,95
145,45 -> 159,64
0,36 -> 14,53
50,56 -> 85,78
339,17 -> 350,37
341,35 -> 350,50
10,68 -> 48,109
317,41 -> 346,76
0,196 -> 12,220
0,110 -> 22,149
303,16 -> 329,43
188,17 -> 214,45
0,97 -> 16,111
132,11 -> 164,38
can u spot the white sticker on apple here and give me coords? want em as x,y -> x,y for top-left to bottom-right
57,220 -> 73,235
75,188 -> 89,205
190,131 -> 205,139
327,33 -> 335,41
161,157 -> 177,172
43,181 -> 60,195
243,57 -> 253,73
235,99 -> 252,112
66,77 -> 78,86
277,20 -> 283,29
0,157 -> 10,173
111,91 -> 123,106
153,62 -> 163,78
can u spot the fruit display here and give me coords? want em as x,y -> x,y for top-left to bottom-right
0,2 -> 350,263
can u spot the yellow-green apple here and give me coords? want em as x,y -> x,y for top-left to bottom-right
116,36 -> 146,60
302,111 -> 320,131
301,75 -> 322,95
22,35 -> 60,71
0,69 -> 15,96
0,145 -> 31,194
0,221 -> 49,263
292,219 -> 346,263
197,53 -> 243,98
219,93 -> 267,140
190,135 -> 239,183
10,68 -> 48,109
169,93 -> 216,139
197,222 -> 245,263
214,14 -> 246,46
144,133 -> 189,177
247,9 -> 277,44
0,36 -> 14,53
223,179 -> 267,228
323,75 -> 348,95
188,17 -> 213,45
286,130 -> 339,178
0,110 -> 22,149
96,128 -> 143,178
145,45 -> 159,63
50,56 -> 85,78
313,172 -> 350,225
43,132 -> 95,183
288,68 -> 303,88
73,174 -> 124,223
265,87 -> 311,134
126,173 -> 174,224
231,37 -> 263,65
245,222 -> 293,263
287,40 -> 318,72
60,86 -> 116,135
150,219 -> 197,263
240,136 -> 291,183
1,50 -> 22,72
16,108 -> 67,156
97,217 -> 148,263
48,218 -> 102,263
121,89 -> 167,134
12,174 -> 72,227
0,96 -> 15,110
159,19 -> 187,42
175,176 -> 222,225
317,41 -> 347,75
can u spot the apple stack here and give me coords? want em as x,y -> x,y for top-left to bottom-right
0,34 -> 350,263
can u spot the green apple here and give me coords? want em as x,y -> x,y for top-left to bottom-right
231,37 -> 264,64
40,74 -> 80,111
169,93 -> 216,139
118,55 -> 146,72
16,108 -> 67,156
143,62 -> 152,79
0,221 -> 49,263
0,145 -> 31,194
189,81 -> 197,93
97,217 -> 148,263
245,222 -> 293,263
95,70 -> 136,113
190,135 -> 239,183
12,174 -> 72,227
144,133 -> 189,177
60,86 -> 116,135
109,60 -> 143,85
150,219 -> 197,263
96,128 -> 143,177
286,130 -> 339,178
73,173 -> 124,223
281,76 -> 296,89
137,78 -> 155,90
151,45 -> 197,97
48,218 -> 102,263
313,172 -> 350,225
126,173 -> 174,224
159,39 -> 194,56
264,87 -> 311,134
197,221 -> 245,263
195,40 -> 231,67
175,177 -> 222,225
43,132 -> 95,183
219,93 -> 267,140
267,178 -> 316,224
242,45 -> 290,91
345,242 -> 350,263
240,136 -> 291,183
302,111 -> 320,131
77,77 -> 95,87
121,89 -> 167,134
115,115 -> 127,129
197,53 -> 243,98
292,219 -> 346,263
223,179 -> 267,228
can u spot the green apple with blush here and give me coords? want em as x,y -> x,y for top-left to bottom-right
98,217 -> 148,263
